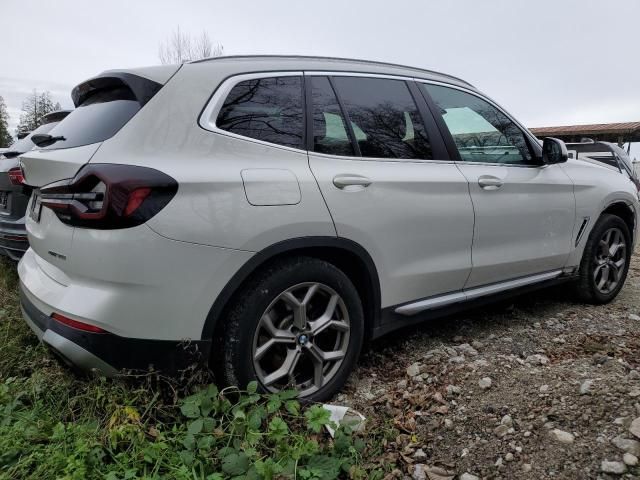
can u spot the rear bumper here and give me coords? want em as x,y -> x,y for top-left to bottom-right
20,284 -> 211,375
0,216 -> 27,259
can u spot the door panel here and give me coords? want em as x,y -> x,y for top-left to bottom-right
457,163 -> 575,287
419,82 -> 576,287
310,155 -> 474,308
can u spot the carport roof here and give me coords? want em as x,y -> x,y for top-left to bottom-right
530,122 -> 640,142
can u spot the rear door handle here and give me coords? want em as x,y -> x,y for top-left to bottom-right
333,174 -> 372,190
478,175 -> 503,190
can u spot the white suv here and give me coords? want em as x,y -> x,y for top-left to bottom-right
18,56 -> 639,401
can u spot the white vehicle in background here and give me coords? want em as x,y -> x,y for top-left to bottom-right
16,56 -> 640,401
567,140 -> 639,190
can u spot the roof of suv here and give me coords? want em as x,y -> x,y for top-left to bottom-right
190,55 -> 475,90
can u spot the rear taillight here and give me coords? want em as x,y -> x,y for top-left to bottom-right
52,313 -> 107,333
8,167 -> 25,185
39,164 -> 178,229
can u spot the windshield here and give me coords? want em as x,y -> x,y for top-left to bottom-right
3,122 -> 57,156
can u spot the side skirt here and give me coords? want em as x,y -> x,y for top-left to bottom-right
372,273 -> 575,340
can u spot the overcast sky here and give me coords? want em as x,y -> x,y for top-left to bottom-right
2,0 -> 639,157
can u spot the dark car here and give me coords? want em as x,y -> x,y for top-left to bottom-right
0,110 -> 71,259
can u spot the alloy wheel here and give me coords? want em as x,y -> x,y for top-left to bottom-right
252,282 -> 350,396
593,227 -> 626,294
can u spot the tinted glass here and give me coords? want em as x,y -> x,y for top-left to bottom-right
5,122 -> 57,155
310,77 -> 354,156
217,76 -> 304,149
423,84 -> 533,164
43,87 -> 140,150
332,77 -> 432,159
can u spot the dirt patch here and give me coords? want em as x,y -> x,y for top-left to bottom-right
341,249 -> 640,479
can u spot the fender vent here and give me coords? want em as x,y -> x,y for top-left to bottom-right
575,217 -> 590,247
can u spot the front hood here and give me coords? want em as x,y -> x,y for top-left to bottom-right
20,143 -> 102,187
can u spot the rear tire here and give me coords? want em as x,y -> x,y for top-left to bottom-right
574,214 -> 631,304
218,256 -> 364,402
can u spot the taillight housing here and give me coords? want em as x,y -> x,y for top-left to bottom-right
39,164 -> 178,229
8,167 -> 25,185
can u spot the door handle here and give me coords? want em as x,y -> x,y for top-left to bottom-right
478,175 -> 503,190
333,174 -> 372,190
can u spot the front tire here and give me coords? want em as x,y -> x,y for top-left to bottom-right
575,213 -> 632,304
219,256 -> 364,402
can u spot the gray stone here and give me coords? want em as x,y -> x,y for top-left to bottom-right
600,460 -> 627,474
412,464 -> 426,480
612,436 -> 640,456
526,354 -> 550,366
406,362 -> 421,377
459,474 -> 480,480
501,414 -> 513,427
629,313 -> 640,321
494,424 -> 510,438
549,429 -> 574,444
479,377 -> 492,390
456,343 -> 479,356
630,417 -> 640,439
580,380 -> 593,395
623,453 -> 638,466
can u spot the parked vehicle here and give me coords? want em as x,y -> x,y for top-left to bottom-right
0,110 -> 71,260
17,56 -> 639,401
567,140 -> 640,189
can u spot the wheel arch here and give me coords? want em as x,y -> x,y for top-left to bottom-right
601,201 -> 636,242
201,237 -> 381,343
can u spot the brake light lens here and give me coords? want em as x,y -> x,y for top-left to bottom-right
38,164 -> 178,229
52,313 -> 107,333
8,167 -> 25,185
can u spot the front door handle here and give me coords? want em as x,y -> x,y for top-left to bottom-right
478,175 -> 503,190
333,174 -> 372,190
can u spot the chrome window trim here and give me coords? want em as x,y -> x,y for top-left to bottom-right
199,70 -> 448,161
308,149 -> 456,165
414,78 -> 544,168
199,71 -> 307,154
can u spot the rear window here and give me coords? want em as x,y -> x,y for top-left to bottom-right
5,122 -> 57,155
42,87 -> 140,150
216,76 -> 304,149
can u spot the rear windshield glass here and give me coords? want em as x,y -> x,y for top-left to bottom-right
42,87 -> 140,150
5,122 -> 57,155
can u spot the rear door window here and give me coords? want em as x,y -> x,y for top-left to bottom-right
216,76 -> 304,149
42,87 -> 140,150
331,76 -> 433,160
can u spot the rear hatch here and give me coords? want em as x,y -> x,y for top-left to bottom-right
20,65 -> 179,266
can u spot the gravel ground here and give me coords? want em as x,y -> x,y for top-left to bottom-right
340,247 -> 640,479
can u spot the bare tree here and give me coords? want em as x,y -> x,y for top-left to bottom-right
158,26 -> 223,64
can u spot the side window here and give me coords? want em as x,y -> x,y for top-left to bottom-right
332,77 -> 433,160
310,76 -> 354,156
216,76 -> 304,149
422,84 -> 534,165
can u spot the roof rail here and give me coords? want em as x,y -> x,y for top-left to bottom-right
190,54 -> 474,88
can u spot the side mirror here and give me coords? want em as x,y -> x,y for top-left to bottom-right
542,137 -> 568,164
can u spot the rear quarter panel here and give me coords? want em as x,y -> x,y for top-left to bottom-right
89,62 -> 336,252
